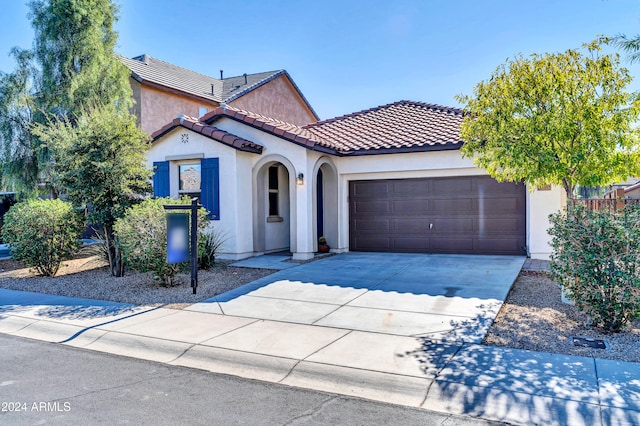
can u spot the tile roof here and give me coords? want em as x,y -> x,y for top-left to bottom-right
302,100 -> 464,154
154,100 -> 463,156
151,115 -> 263,154
200,106 -> 337,154
119,54 -> 319,119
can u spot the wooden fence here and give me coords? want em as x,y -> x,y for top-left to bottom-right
569,196 -> 640,212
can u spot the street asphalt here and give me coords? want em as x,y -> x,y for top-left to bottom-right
0,252 -> 639,425
0,333 -> 501,426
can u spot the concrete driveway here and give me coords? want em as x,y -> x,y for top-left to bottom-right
188,253 -> 525,343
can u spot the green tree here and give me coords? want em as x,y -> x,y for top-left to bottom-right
0,48 -> 41,198
33,104 -> 151,277
456,39 -> 640,199
0,0 -> 132,196
614,34 -> 640,64
29,0 -> 132,116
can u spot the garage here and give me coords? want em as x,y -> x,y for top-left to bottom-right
349,175 -> 526,255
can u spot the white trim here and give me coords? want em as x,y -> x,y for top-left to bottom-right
165,153 -> 204,161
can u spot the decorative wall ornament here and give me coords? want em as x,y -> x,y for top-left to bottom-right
181,133 -> 189,144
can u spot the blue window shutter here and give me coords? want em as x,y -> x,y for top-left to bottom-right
153,161 -> 170,197
201,158 -> 220,220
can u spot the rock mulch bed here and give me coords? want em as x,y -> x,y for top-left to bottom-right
484,270 -> 640,363
0,253 -> 275,308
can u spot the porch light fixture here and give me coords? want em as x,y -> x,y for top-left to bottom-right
297,173 -> 304,185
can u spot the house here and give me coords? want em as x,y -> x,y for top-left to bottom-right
119,54 -> 319,134
604,180 -> 640,199
147,100 -> 563,261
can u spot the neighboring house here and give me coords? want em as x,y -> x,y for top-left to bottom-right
147,100 -> 563,261
603,179 -> 640,199
119,54 -> 319,134
624,182 -> 640,199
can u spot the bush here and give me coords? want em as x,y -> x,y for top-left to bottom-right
3,199 -> 83,277
114,197 -> 209,285
198,227 -> 229,269
549,205 -> 640,332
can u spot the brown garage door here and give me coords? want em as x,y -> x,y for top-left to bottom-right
349,176 -> 526,255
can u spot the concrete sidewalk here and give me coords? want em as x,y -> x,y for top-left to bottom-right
1,287 -> 638,425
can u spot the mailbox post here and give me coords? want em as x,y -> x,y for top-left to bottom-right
164,198 -> 200,294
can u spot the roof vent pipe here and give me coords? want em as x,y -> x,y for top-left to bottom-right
243,73 -> 248,84
220,70 -> 223,79
211,84 -> 214,95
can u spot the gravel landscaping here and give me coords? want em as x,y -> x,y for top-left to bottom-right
1,251 -> 639,363
0,250 -> 275,309
484,270 -> 640,363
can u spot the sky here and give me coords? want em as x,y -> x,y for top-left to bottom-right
1,0 -> 640,120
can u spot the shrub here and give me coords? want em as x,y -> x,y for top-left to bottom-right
82,226 -> 112,266
114,197 -> 209,285
3,199 -> 83,277
549,205 -> 640,332
198,227 -> 229,270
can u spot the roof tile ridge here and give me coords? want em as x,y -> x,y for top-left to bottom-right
222,70 -> 285,102
402,100 -> 464,115
302,101 -> 465,130
134,54 -> 222,82
229,106 -> 304,129
222,69 -> 284,80
302,101 -> 408,128
177,114 -> 200,124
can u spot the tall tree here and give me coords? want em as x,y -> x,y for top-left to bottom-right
34,104 -> 151,277
456,39 -> 640,199
0,48 -> 41,198
614,34 -> 640,64
29,0 -> 132,116
0,0 -> 132,196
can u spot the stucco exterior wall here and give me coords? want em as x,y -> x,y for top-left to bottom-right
337,151 -> 562,260
219,117 -> 320,259
228,75 -> 317,126
146,127 -> 247,258
149,121 -> 563,261
526,186 -> 566,260
139,85 -> 218,135
625,186 -> 640,199
130,79 -> 142,129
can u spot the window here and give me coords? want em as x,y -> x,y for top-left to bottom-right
179,163 -> 201,199
268,165 -> 279,217
152,158 -> 218,220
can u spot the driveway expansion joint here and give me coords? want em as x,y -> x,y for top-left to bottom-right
421,342 -> 465,407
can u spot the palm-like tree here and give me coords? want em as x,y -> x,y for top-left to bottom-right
614,34 -> 640,63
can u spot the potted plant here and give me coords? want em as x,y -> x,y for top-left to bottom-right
318,236 -> 330,253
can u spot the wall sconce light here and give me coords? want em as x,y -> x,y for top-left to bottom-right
297,173 -> 304,185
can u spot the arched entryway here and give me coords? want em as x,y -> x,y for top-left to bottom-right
253,157 -> 295,254
313,159 -> 338,252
